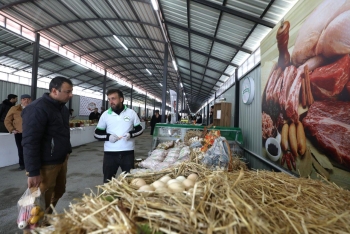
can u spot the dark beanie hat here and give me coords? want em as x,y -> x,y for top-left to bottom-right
7,94 -> 17,100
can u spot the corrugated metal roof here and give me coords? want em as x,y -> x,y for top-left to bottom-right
190,52 -> 208,65
190,1 -> 220,36
226,0 -> 268,18
0,0 -> 296,110
160,0 -> 188,27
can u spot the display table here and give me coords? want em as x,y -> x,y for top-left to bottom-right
0,133 -> 18,167
0,126 -> 97,168
70,126 -> 97,147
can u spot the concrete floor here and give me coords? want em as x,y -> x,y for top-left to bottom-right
0,128 -> 152,234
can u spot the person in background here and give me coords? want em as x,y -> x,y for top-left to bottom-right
94,89 -> 144,183
167,114 -> 171,123
196,113 -> 203,124
89,107 -> 100,121
69,108 -> 76,120
22,76 -> 73,214
4,94 -> 31,170
150,110 -> 161,135
100,106 -> 106,114
0,94 -> 18,132
209,105 -> 214,124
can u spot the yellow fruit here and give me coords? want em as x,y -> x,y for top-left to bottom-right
29,215 -> 40,224
30,206 -> 41,216
38,211 -> 45,219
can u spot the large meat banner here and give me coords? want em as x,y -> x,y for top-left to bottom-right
260,0 -> 350,189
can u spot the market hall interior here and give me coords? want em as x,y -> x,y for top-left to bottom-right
0,128 -> 151,234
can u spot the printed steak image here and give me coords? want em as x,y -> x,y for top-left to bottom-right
310,55 -> 350,100
302,101 -> 350,169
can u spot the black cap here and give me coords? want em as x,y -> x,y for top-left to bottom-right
21,94 -> 31,99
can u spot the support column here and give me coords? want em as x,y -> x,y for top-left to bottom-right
161,43 -> 168,123
234,69 -> 240,127
130,84 -> 133,109
144,92 -> 147,119
182,91 -> 184,113
31,33 -> 40,100
103,70 -> 107,109
176,77 -> 180,122
207,101 -> 210,125
153,99 -> 156,113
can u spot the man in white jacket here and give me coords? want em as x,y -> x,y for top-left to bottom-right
94,89 -> 143,183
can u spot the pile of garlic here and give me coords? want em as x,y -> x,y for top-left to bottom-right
188,137 -> 203,144
131,173 -> 198,193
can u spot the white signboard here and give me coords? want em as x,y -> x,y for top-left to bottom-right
79,96 -> 102,116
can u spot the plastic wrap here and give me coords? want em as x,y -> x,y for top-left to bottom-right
130,168 -> 153,174
202,137 -> 230,170
149,149 -> 168,161
138,159 -> 161,170
163,148 -> 181,163
156,141 -> 174,150
178,146 -> 190,161
17,188 -> 45,230
153,162 -> 173,171
190,141 -> 202,149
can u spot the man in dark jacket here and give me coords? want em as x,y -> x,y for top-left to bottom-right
150,110 -> 161,135
22,76 -> 73,214
89,107 -> 100,121
0,94 -> 17,132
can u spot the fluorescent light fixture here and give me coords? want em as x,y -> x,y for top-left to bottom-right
180,82 -> 183,88
151,0 -> 158,10
113,35 -> 128,50
146,68 -> 152,75
159,83 -> 163,87
167,91 -> 169,93
172,60 -> 177,71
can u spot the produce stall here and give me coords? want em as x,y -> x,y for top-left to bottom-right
36,163 -> 350,234
151,124 -> 243,150
29,123 -> 350,234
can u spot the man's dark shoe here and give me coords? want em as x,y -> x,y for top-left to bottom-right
18,167 -> 25,171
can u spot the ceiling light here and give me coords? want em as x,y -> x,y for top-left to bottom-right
151,0 -> 158,11
113,35 -> 128,50
172,60 -> 177,71
167,91 -> 169,93
159,83 -> 163,87
146,68 -> 152,75
180,82 -> 183,88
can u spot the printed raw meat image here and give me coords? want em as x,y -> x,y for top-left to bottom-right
260,0 -> 350,188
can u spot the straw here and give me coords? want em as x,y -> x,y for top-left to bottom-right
37,163 -> 350,234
